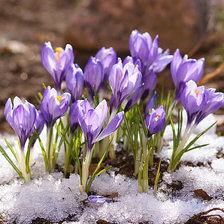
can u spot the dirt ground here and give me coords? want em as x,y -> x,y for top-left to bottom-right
0,0 -> 78,133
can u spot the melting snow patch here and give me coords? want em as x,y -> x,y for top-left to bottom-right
0,120 -> 224,223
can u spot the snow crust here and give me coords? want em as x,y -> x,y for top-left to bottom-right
0,114 -> 223,223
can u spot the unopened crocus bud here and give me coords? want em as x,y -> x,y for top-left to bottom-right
84,57 -> 104,98
40,86 -> 71,128
96,47 -> 117,81
171,49 -> 204,99
145,105 -> 166,137
65,64 -> 84,101
41,42 -> 74,93
4,97 -> 36,150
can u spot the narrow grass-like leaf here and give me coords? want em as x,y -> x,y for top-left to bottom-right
186,144 -> 209,152
86,138 -> 112,194
36,132 -> 48,170
96,165 -> 112,177
0,145 -> 23,179
154,159 -> 161,195
183,122 -> 216,152
4,138 -> 17,160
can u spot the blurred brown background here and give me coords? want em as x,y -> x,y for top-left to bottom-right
0,0 -> 224,133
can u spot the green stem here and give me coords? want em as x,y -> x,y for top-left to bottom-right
142,147 -> 153,193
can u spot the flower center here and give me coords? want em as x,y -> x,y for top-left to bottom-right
105,51 -> 109,56
56,47 -> 63,62
155,114 -> 160,121
57,96 -> 62,103
195,90 -> 199,96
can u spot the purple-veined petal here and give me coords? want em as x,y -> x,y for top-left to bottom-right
93,111 -> 124,143
124,84 -> 144,112
145,92 -> 156,115
88,195 -> 111,203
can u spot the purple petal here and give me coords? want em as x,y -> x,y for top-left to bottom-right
65,64 -> 84,101
145,92 -> 156,115
124,84 -> 144,112
94,111 -> 124,143
41,42 -> 57,77
84,57 -> 104,95
88,195 -> 111,203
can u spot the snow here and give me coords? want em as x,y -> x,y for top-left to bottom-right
0,114 -> 224,223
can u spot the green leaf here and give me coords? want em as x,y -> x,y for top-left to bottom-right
183,122 -> 216,153
176,110 -> 183,145
0,145 -> 23,179
186,144 -> 209,152
170,118 -> 177,151
95,165 -> 112,177
154,159 -> 161,195
4,138 -> 17,160
36,130 -> 48,170
86,138 -> 113,194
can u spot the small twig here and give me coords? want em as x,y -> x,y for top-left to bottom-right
200,208 -> 224,224
199,63 -> 224,85
204,214 -> 224,223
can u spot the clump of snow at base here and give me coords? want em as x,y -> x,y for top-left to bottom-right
0,114 -> 223,224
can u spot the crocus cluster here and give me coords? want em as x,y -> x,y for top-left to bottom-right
2,29 -> 224,197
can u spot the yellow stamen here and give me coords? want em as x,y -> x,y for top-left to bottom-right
195,90 -> 199,95
122,72 -> 125,75
57,96 -> 62,103
56,47 -> 63,62
105,51 -> 109,56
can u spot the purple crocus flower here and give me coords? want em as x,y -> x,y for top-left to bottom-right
65,64 -> 84,102
145,92 -> 156,116
41,42 -> 74,93
171,49 -> 205,99
88,195 -> 111,203
69,101 -> 81,134
40,86 -> 71,128
180,80 -> 205,125
30,110 -> 45,147
95,47 -> 117,81
195,88 -> 224,125
84,57 -> 104,98
4,97 -> 36,150
141,68 -> 157,100
109,59 -> 142,111
77,99 -> 124,151
129,30 -> 172,75
151,48 -> 173,73
145,105 -> 166,137
124,84 -> 144,112
123,56 -> 142,73
129,30 -> 158,68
